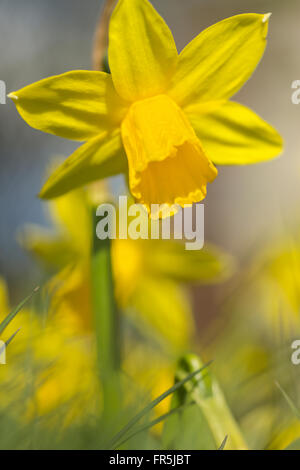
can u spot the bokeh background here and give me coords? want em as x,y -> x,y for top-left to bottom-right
0,0 -> 298,302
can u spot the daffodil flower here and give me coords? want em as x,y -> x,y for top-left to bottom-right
9,0 -> 282,213
230,235 -> 300,338
0,277 -> 101,422
19,183 -> 233,349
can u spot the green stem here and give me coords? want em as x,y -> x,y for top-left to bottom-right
171,354 -> 248,450
192,381 -> 248,450
91,209 -> 120,418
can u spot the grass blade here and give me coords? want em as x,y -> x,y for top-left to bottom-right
5,327 -> 21,347
218,435 -> 228,450
0,286 -> 39,335
275,381 -> 300,419
0,328 -> 21,358
174,354 -> 248,450
108,361 -> 212,449
114,402 -> 194,450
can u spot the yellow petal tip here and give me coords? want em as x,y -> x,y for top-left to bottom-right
7,92 -> 19,101
38,182 -> 60,200
38,188 -> 49,200
262,12 -> 272,23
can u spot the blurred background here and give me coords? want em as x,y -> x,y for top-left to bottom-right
0,0 -> 298,299
1,0 -> 300,450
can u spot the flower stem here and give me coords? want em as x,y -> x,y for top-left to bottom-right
168,354 -> 248,450
91,209 -> 120,418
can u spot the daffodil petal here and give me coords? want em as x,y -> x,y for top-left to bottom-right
267,421 -> 300,450
0,278 -> 10,316
146,240 -> 234,282
48,189 -> 91,258
8,71 -> 126,141
169,13 -> 270,107
132,277 -> 193,350
188,101 -> 283,165
108,0 -> 178,101
40,130 -> 127,199
18,225 -> 74,270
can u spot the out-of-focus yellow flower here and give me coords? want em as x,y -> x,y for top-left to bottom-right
123,343 -> 175,427
203,230 -> 300,448
267,420 -> 300,450
0,277 -> 10,315
240,404 -> 276,449
9,1 -> 282,214
225,235 -> 300,340
18,179 -> 233,425
0,277 -> 100,424
254,238 -> 300,336
0,277 -> 36,362
20,186 -> 233,351
0,275 -> 171,431
0,277 -> 179,428
31,323 -> 100,424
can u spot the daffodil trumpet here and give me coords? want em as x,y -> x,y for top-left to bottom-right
8,1 -> 282,217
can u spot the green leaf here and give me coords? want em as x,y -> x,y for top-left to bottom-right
108,361 -> 212,449
170,354 -> 248,450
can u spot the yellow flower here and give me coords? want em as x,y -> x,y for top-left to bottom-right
254,238 -> 300,336
0,276 -> 173,428
9,1 -> 282,213
223,235 -> 300,340
123,342 -> 175,428
19,185 -> 233,351
15,183 -> 234,424
0,277 -> 100,423
267,420 -> 300,450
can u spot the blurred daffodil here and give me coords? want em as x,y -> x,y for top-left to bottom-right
203,230 -> 300,448
252,237 -> 300,337
223,235 -> 300,341
16,181 -> 233,429
9,1 -> 282,214
0,277 -> 100,424
268,420 -> 300,450
19,185 -> 233,351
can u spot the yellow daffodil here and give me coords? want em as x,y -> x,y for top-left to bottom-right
0,276 -> 172,429
14,174 -> 233,425
0,277 -> 101,424
252,238 -> 300,337
9,1 -> 282,214
17,178 -> 234,427
268,420 -> 300,450
20,184 -> 233,351
221,235 -> 300,340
